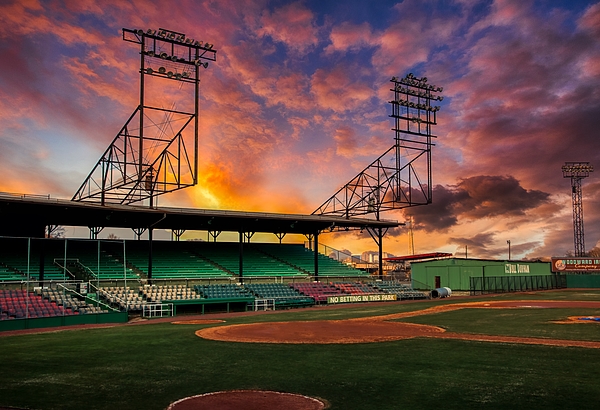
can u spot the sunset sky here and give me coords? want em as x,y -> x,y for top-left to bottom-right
1,0 -> 599,260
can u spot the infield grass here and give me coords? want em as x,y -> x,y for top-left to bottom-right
0,290 -> 599,410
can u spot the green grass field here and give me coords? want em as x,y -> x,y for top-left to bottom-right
1,290 -> 599,410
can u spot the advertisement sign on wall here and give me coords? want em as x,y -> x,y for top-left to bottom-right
551,258 -> 600,272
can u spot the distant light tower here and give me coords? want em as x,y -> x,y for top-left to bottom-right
562,162 -> 593,257
507,240 -> 511,260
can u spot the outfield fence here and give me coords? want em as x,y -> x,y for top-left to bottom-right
470,274 -> 567,295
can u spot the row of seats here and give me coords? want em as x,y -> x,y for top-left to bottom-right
1,280 -> 425,318
333,282 -> 381,295
0,239 -> 369,282
370,281 -> 428,299
0,289 -> 78,320
194,284 -> 254,299
140,285 -> 203,302
244,283 -> 315,308
290,282 -> 347,303
99,287 -> 150,310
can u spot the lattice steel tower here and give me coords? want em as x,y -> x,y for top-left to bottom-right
313,73 -> 443,279
313,73 -> 443,219
73,28 -> 216,207
562,162 -> 593,256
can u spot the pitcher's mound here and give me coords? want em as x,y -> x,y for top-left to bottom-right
166,390 -> 327,410
196,320 -> 444,344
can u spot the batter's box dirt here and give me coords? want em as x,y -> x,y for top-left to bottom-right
166,390 -> 328,410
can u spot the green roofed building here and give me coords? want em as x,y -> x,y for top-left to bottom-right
411,258 -> 553,291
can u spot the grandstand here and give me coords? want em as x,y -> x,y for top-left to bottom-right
0,194 -> 432,331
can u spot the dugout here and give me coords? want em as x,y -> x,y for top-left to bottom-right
411,258 -> 554,291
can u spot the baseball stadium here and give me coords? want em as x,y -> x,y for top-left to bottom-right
2,21 -> 600,410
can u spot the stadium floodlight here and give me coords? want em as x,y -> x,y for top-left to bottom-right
73,27 -> 217,207
315,72 -> 443,219
562,162 -> 594,257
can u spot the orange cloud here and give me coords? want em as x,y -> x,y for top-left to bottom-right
257,1 -> 319,54
324,22 -> 374,54
310,66 -> 374,112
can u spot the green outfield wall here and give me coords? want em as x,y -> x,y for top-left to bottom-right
565,274 -> 600,288
411,258 -> 552,291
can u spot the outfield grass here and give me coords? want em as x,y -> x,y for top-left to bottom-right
1,290 -> 599,410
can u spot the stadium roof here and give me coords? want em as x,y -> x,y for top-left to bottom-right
384,252 -> 453,262
0,192 -> 400,238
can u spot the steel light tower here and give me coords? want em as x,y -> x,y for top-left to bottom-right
314,73 -> 443,278
73,28 -> 216,207
313,73 -> 443,219
562,162 -> 593,256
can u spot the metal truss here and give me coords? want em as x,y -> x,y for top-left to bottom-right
562,162 -> 594,256
313,73 -> 443,220
73,28 -> 217,206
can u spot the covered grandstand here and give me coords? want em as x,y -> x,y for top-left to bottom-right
0,193 -> 431,330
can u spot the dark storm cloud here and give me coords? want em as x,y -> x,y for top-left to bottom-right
407,175 -> 551,232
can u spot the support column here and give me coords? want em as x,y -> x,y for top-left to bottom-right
148,228 -> 153,282
38,239 -> 45,286
208,230 -> 221,242
239,231 -> 244,284
172,229 -> 185,241
133,227 -> 146,240
314,231 -> 319,281
89,226 -> 104,240
367,226 -> 388,280
378,228 -> 384,281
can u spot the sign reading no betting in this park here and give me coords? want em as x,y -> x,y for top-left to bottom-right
327,294 -> 397,304
551,258 -> 600,272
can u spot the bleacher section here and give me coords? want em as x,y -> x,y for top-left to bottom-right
100,287 -> 151,311
195,284 -> 254,299
36,288 -> 106,314
125,242 -> 232,280
332,282 -> 380,295
189,243 -> 307,277
140,285 -> 204,302
290,282 -> 347,304
371,281 -> 428,300
0,289 -> 109,320
258,243 -> 369,277
0,238 -> 80,281
63,242 -> 138,280
0,238 -> 369,282
0,264 -> 25,282
1,280 -> 427,322
244,283 -> 314,308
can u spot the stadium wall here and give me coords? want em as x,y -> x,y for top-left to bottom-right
411,258 -> 552,291
565,274 -> 600,288
0,311 -> 128,332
